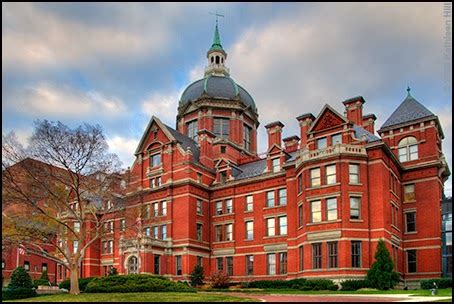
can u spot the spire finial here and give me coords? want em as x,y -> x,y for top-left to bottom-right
208,12 -> 225,52
407,85 -> 411,96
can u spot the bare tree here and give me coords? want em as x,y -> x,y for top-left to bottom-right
2,120 -> 123,295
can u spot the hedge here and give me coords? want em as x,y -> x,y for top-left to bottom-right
340,280 -> 369,291
2,287 -> 37,300
241,278 -> 307,289
420,278 -> 452,289
84,274 -> 196,293
58,277 -> 96,292
33,278 -> 51,289
300,279 -> 338,291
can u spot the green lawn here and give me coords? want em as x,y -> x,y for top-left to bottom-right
3,292 -> 258,302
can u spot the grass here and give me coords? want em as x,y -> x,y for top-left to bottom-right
3,292 -> 258,302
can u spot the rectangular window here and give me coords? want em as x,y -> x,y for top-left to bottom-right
326,164 -> 336,185
197,172 -> 203,184
153,203 -> 159,217
145,205 -> 151,219
245,195 -> 253,212
311,200 -> 322,223
351,241 -> 362,268
154,255 -> 160,275
298,205 -> 303,227
266,191 -> 275,207
42,263 -> 47,272
197,223 -> 203,241
279,216 -> 287,235
225,224 -> 233,241
272,158 -> 280,172
244,124 -> 252,151
120,219 -> 126,232
409,145 -> 418,161
279,252 -> 287,274
326,198 -> 338,221
144,227 -> 151,237
215,225 -> 222,242
226,256 -> 233,276
197,256 -> 203,267
299,246 -> 304,271
2,260 -> 5,270
246,255 -> 254,276
151,153 -> 161,167
328,242 -> 338,268
350,197 -> 361,220
24,261 -> 30,271
176,256 -> 182,275
317,137 -> 327,149
162,225 -> 167,240
267,253 -> 276,275
156,176 -> 161,187
267,218 -> 275,236
187,120 -> 199,142
298,174 -> 303,193
310,168 -> 321,187
312,243 -> 322,269
278,188 -> 287,205
407,250 -> 417,273
74,221 -> 80,233
162,201 -> 167,216
214,118 -> 230,138
332,133 -> 342,145
349,164 -> 360,184
220,171 -> 227,184
73,240 -> 78,254
216,201 -> 223,215
404,184 -> 415,202
216,257 -> 223,271
398,147 -> 407,162
108,240 -> 113,254
405,212 -> 416,233
246,221 -> 254,240
153,226 -> 159,239
225,199 -> 233,214
391,204 -> 399,227
197,200 -> 203,215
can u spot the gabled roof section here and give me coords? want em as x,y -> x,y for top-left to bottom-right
380,90 -> 436,130
308,104 -> 349,133
134,117 -> 200,163
352,125 -> 381,143
134,116 -> 176,155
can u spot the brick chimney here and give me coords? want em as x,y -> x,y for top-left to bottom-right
362,114 -> 377,134
296,113 -> 315,149
342,96 -> 365,126
198,129 -> 215,168
265,121 -> 284,150
283,136 -> 300,153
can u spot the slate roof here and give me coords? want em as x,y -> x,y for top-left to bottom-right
165,124 -> 200,163
352,125 -> 381,143
380,93 -> 435,130
233,151 -> 298,181
179,75 -> 256,111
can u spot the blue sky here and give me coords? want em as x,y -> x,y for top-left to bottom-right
2,3 -> 452,195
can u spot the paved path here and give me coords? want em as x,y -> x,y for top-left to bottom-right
213,292 -> 452,302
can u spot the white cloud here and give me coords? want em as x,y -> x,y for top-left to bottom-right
141,90 -> 181,127
106,135 -> 139,168
7,83 -> 127,119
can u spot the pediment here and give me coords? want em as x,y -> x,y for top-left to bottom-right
309,104 -> 348,133
134,116 -> 175,155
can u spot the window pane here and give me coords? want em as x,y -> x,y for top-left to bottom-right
326,165 -> 336,184
267,254 -> 276,275
279,189 -> 287,205
350,197 -> 360,219
266,191 -> 275,207
267,218 -> 275,236
279,216 -> 287,235
317,137 -> 327,149
246,195 -> 253,211
312,201 -> 322,222
246,221 -> 254,240
311,168 -> 321,187
226,199 -> 233,213
332,134 -> 342,145
327,198 -> 337,221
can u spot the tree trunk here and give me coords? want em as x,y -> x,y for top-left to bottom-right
69,265 -> 80,295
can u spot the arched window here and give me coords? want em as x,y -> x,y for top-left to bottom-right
216,56 -> 220,64
211,56 -> 214,63
398,136 -> 418,162
127,256 -> 138,274
221,57 -> 224,64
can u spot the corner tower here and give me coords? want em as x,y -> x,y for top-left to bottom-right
177,22 -> 259,166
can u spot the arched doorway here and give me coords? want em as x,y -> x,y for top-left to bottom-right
127,256 -> 138,274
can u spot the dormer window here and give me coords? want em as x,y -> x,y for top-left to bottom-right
317,137 -> 327,149
151,153 -> 161,167
272,158 -> 281,173
220,171 -> 227,184
398,137 -> 418,162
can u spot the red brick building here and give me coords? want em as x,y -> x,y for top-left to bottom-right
3,24 -> 450,287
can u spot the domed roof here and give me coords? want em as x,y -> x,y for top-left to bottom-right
179,75 -> 256,111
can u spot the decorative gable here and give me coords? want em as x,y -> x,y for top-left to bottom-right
134,116 -> 175,155
309,104 -> 348,133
